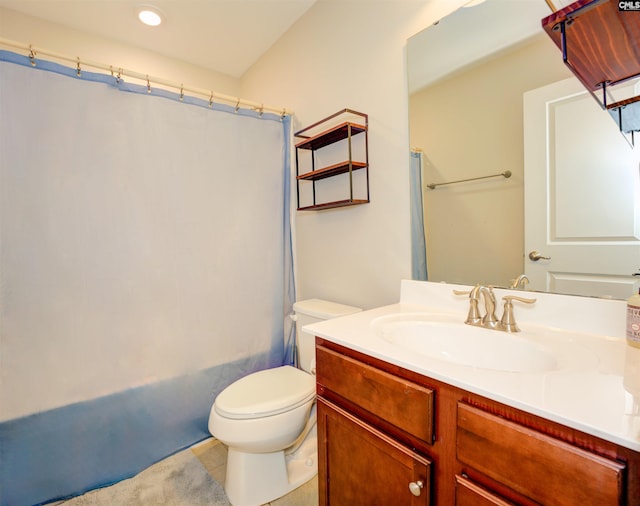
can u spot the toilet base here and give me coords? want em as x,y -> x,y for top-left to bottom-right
224,424 -> 317,506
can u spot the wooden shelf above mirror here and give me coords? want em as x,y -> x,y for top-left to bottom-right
542,0 -> 640,135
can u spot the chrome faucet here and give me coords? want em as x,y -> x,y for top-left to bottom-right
454,284 -> 536,332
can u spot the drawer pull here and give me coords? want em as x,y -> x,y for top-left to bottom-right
408,480 -> 424,496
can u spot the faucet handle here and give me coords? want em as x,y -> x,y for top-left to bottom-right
453,286 -> 482,325
505,295 -> 536,304
453,284 -> 482,298
499,295 -> 536,333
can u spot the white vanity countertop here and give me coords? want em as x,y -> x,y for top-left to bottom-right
305,280 -> 640,452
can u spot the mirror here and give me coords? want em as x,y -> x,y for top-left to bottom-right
408,0 -> 640,298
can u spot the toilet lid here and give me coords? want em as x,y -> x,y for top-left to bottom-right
214,365 -> 316,420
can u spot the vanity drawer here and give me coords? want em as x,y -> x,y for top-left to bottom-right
455,475 -> 515,506
316,345 -> 434,445
456,403 -> 626,506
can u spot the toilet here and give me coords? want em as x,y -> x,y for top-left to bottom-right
208,298 -> 361,506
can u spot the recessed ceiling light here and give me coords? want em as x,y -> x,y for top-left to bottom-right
138,6 -> 163,26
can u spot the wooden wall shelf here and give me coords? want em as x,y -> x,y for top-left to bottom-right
297,161 -> 368,182
297,199 -> 370,212
295,122 -> 367,151
294,109 -> 369,211
542,0 -> 640,135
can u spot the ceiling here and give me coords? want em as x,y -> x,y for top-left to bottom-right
407,0 -> 573,93
0,0 -> 317,78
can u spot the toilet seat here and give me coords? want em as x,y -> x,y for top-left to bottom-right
214,365 -> 315,420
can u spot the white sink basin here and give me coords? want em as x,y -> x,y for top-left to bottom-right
371,313 -> 558,373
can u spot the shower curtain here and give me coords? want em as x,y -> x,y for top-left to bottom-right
0,50 -> 294,505
410,150 -> 427,280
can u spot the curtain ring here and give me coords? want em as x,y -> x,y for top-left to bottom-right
235,99 -> 240,113
179,84 -> 184,101
76,57 -> 81,77
28,45 -> 36,66
258,104 -> 264,117
280,109 -> 286,120
209,92 -> 214,108
146,75 -> 151,93
117,68 -> 122,84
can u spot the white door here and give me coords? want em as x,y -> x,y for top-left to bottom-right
523,77 -> 640,299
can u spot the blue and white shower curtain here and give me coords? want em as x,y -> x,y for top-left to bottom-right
0,50 -> 294,505
410,150 -> 427,280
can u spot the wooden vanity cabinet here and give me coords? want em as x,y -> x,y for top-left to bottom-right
315,338 -> 640,506
316,343 -> 434,505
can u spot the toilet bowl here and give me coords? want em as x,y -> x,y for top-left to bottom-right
208,299 -> 361,506
210,366 -> 315,453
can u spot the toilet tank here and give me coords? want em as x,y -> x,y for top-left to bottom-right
292,299 -> 361,373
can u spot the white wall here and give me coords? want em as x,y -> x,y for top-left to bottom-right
241,0 -> 467,309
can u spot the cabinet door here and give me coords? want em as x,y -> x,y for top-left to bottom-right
318,398 -> 431,506
455,475 -> 515,506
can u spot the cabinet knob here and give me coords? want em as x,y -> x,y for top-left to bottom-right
408,480 -> 424,497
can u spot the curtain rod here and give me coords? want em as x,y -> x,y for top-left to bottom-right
0,37 -> 293,117
427,170 -> 512,190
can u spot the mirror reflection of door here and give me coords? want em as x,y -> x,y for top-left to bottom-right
524,77 -> 640,299
408,0 -> 640,298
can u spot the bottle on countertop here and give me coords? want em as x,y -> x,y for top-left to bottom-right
626,289 -> 640,349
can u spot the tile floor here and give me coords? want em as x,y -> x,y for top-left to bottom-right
49,438 -> 318,506
192,439 -> 319,506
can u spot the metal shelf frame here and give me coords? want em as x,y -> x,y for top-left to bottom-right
294,108 -> 369,211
